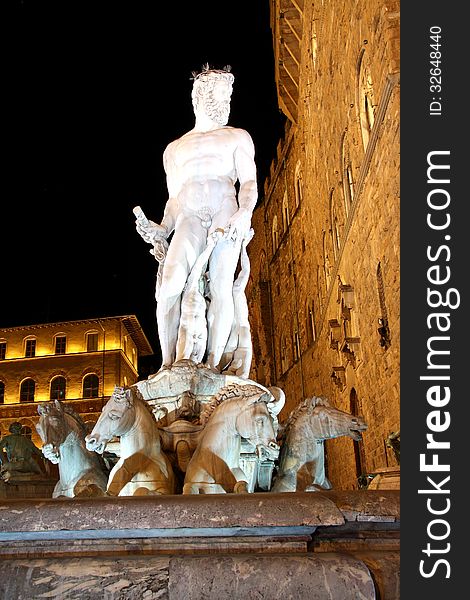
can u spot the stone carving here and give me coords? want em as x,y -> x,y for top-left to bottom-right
272,396 -> 368,492
176,229 -> 223,364
182,383 -> 281,494
385,430 -> 400,463
36,400 -> 108,497
158,419 -> 205,475
86,386 -> 175,496
0,422 -> 45,482
218,228 -> 254,378
135,65 -> 257,374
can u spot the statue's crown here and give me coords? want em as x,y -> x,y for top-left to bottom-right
191,63 -> 234,82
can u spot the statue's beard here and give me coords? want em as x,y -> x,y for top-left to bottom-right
203,97 -> 230,125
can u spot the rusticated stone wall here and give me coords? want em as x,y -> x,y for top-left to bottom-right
248,0 -> 400,489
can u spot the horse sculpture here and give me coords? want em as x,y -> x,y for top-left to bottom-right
86,386 -> 175,496
182,383 -> 282,494
271,396 -> 368,492
36,400 -> 108,498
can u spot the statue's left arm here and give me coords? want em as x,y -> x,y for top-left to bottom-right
226,130 -> 257,242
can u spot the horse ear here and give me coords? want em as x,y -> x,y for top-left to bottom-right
267,386 -> 285,416
38,403 -> 46,416
54,399 -> 63,412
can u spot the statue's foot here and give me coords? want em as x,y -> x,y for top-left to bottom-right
203,362 -> 221,374
148,364 -> 171,379
305,484 -> 324,492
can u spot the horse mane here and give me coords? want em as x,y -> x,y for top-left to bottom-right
61,403 -> 88,436
199,383 -> 268,426
278,396 -> 331,441
113,385 -> 156,421
40,400 -> 88,436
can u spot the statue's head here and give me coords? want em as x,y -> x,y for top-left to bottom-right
9,422 -> 22,435
191,64 -> 234,126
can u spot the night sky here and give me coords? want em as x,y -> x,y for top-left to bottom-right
3,1 -> 286,372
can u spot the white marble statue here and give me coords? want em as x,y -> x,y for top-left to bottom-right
36,401 -> 108,497
135,65 -> 257,373
218,227 -> 254,378
182,383 -> 281,494
271,397 -> 368,492
85,386 -> 175,496
176,229 -> 223,364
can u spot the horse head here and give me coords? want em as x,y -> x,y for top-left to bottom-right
36,400 -> 81,463
307,399 -> 368,441
85,386 -> 136,454
236,390 -> 280,461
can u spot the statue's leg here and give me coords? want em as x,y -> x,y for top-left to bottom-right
206,238 -> 242,369
158,218 -> 206,367
230,466 -> 249,493
106,461 -> 134,496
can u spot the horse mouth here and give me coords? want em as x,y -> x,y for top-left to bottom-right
256,441 -> 280,461
350,428 -> 366,441
85,437 -> 106,454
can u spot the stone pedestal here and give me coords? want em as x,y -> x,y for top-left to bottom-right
0,476 -> 58,499
0,490 -> 399,598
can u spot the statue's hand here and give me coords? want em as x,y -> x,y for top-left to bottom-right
225,208 -> 252,243
135,218 -> 168,245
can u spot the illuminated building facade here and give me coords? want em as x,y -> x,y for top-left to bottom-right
0,315 -> 153,446
247,0 -> 400,489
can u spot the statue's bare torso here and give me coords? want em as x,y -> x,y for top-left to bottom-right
164,126 -> 252,226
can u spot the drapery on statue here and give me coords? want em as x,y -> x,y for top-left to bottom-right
135,64 -> 257,374
0,422 -> 44,482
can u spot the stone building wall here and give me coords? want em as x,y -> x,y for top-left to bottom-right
248,0 -> 400,489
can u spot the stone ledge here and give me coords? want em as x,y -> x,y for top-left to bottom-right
0,491 -> 398,537
0,491 -> 344,536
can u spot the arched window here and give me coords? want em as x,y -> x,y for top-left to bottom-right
50,376 -> 66,401
0,381 -> 5,404
329,188 -> 343,260
272,215 -> 279,254
377,262 -> 391,349
20,378 -> 35,403
282,191 -> 290,232
280,335 -> 288,375
0,340 -> 6,360
322,231 -> 332,291
357,50 -> 376,151
83,374 -> 99,399
259,251 -> 268,283
350,388 -> 367,486
340,134 -> 355,214
294,161 -> 303,209
311,30 -> 318,68
123,336 -> 128,356
292,329 -> 300,362
306,300 -> 316,346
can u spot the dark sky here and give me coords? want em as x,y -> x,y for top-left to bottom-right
3,0 -> 285,370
